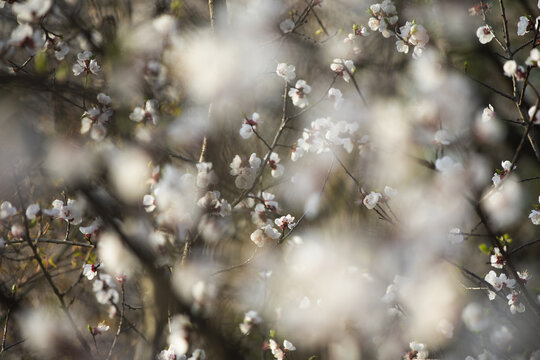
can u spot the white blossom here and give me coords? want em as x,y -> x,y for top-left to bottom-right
476,25 -> 494,44
276,63 -> 296,82
363,191 -> 382,210
280,18 -> 295,33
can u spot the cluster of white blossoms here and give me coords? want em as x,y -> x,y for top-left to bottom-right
288,79 -> 311,109
42,198 -> 83,225
230,153 -> 261,189
72,50 -> 101,76
239,112 -> 261,139
250,191 -> 280,226
291,117 -> 359,161
268,339 -> 296,360
491,160 -> 514,187
330,58 -> 355,83
367,0 -> 398,38
250,224 -> 280,247
395,20 -> 429,58
239,310 -> 262,335
343,24 -> 369,55
276,62 -> 296,83
81,93 -> 113,141
129,99 -> 159,125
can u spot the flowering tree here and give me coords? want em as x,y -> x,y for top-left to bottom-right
1,0 -> 540,359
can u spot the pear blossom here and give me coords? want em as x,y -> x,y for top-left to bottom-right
42,199 -> 83,225
276,63 -> 296,82
267,152 -> 284,178
328,88 -> 344,110
491,160 -> 514,187
484,270 -> 515,291
239,112 -> 261,139
24,203 -> 40,220
529,209 -> 540,225
507,291 -> 525,314
46,35 -> 69,60
80,93 -> 113,141
434,129 -> 452,145
490,247 -> 506,269
528,105 -> 540,124
517,270 -> 530,283
230,153 -> 261,189
268,339 -> 296,360
12,0 -> 52,22
90,322 -> 110,336
72,50 -> 101,76
79,218 -> 103,236
395,21 -> 429,58
288,80 -> 311,108
363,191 -> 382,209
405,342 -> 428,360
10,224 -> 24,238
330,58 -> 355,82
275,214 -> 296,230
526,48 -> 540,67
368,0 -> 398,38
129,99 -> 159,125
476,25 -> 494,44
143,194 -> 156,212
482,104 -> 495,122
92,274 -> 119,304
0,201 -> 17,219
239,310 -> 262,335
435,156 -> 463,174
503,60 -> 517,77
280,18 -> 295,33
83,263 -> 99,280
250,225 -> 280,247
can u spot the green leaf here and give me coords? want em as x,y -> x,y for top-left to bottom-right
479,243 -> 491,254
269,329 -> 275,338
34,51 -> 48,74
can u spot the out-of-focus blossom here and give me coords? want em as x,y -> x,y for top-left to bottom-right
79,218 -> 103,236
25,203 -> 40,220
9,24 -> 44,55
230,153 -> 261,189
143,194 -> 156,213
196,162 -> 218,188
328,88 -> 344,110
503,60 -> 517,77
42,199 -> 83,225
276,63 -> 296,82
129,99 -> 159,125
280,18 -> 295,33
404,342 -> 428,359
93,274 -> 119,304
448,228 -> 464,244
0,201 -> 17,219
526,48 -> 540,67
13,0 -> 52,22
331,59 -> 355,82
90,322 -> 109,336
239,310 -> 262,335
363,191 -> 382,210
